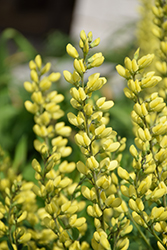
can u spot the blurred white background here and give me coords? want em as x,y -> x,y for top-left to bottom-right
71,0 -> 139,48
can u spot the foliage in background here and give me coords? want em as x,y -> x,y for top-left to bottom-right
1,0 -> 167,249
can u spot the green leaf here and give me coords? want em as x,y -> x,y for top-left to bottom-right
57,217 -> 66,229
1,28 -> 37,60
7,240 -> 14,250
0,105 -> 19,128
21,246 -> 28,250
71,227 -> 79,241
12,135 -> 27,171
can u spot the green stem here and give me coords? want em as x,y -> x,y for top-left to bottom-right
93,171 -> 105,230
127,211 -> 154,250
150,225 -> 164,247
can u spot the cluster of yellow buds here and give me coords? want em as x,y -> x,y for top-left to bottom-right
136,0 -> 158,59
23,56 -> 90,249
116,49 -> 167,250
64,30 -> 130,250
151,0 -> 167,100
0,147 -> 38,249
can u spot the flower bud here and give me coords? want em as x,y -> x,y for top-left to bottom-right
66,43 -> 79,58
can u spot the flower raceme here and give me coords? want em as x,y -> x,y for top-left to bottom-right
23,55 -> 89,249
1,27 -> 167,250
116,48 -> 167,250
64,30 -> 131,250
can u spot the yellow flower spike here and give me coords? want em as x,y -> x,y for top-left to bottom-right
48,72 -> 61,82
41,62 -> 51,75
100,235 -> 111,250
30,69 -> 38,82
157,241 -> 166,250
66,43 -> 79,59
63,70 -> 75,84
80,30 -> 87,42
24,100 -> 39,114
117,167 -> 130,181
86,156 -> 99,170
138,54 -> 155,69
35,54 -> 42,70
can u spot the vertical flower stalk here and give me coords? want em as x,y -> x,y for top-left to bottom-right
151,0 -> 167,100
116,49 -> 167,250
64,30 -> 132,250
24,55 -> 89,250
